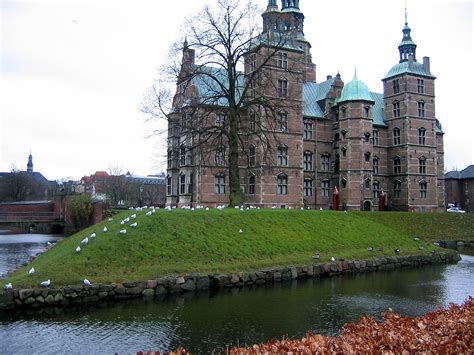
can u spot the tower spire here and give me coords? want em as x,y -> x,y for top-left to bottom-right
27,150 -> 33,173
398,5 -> 417,63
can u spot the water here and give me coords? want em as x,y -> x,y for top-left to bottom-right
0,236 -> 473,354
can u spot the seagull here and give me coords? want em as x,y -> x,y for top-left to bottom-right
28,267 -> 35,275
395,248 -> 400,253
103,226 -> 108,233
414,237 -> 420,241
123,217 -> 130,223
239,229 -> 243,233
4,283 -> 12,290
136,207 -> 142,211
131,214 -> 137,219
300,207 -> 304,211
129,207 -> 134,210
206,207 -> 209,211
75,246 -> 81,253
83,278 -> 91,286
119,229 -> 127,235
90,232 -> 96,238
143,205 -> 148,209
120,220 -> 125,225
108,218 -> 113,221
320,207 -> 323,211
433,242 -> 440,246
40,280 -> 50,287
331,256 -> 336,263
81,237 -> 89,245
47,241 -> 52,246
152,209 -> 156,214
145,211 -> 152,216
312,253 -> 320,259
130,222 -> 137,228
368,246 -> 374,252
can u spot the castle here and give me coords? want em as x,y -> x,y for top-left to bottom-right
166,0 -> 445,211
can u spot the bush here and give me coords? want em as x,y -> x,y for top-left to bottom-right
69,195 -> 93,230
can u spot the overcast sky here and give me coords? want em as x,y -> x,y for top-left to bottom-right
1,0 -> 472,181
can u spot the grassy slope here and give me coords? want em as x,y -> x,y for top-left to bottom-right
4,209 -> 464,289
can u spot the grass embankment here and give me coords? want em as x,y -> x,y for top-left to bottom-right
3,209 -> 463,289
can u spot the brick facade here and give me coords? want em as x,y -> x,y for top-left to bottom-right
166,0 -> 445,211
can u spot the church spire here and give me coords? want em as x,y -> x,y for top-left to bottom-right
27,150 -> 33,173
266,0 -> 278,11
398,7 -> 417,63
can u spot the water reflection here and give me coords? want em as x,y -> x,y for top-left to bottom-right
1,252 -> 473,354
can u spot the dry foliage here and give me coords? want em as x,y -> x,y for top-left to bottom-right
166,297 -> 473,354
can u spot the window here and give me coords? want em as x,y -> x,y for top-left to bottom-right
393,79 -> 400,94
249,79 -> 256,98
278,79 -> 288,97
180,146 -> 186,166
419,156 -> 426,174
277,145 -> 288,166
215,147 -> 226,166
393,101 -> 400,117
321,154 -> 330,172
304,178 -> 313,197
393,180 -> 401,198
334,154 -> 340,173
341,178 -> 347,188
186,147 -> 193,166
393,127 -> 401,145
417,79 -> 424,94
181,113 -> 187,129
303,151 -> 313,171
341,147 -> 346,157
277,174 -> 288,195
372,129 -> 379,145
179,174 -> 186,194
418,127 -> 426,145
167,150 -> 172,169
250,53 -> 256,72
277,52 -> 288,69
364,106 -> 370,118
373,157 -> 379,174
249,113 -> 256,132
364,132 -> 370,142
303,121 -> 313,140
321,180 -> 330,197
248,174 -> 255,195
341,107 -> 346,119
276,111 -> 288,132
365,179 -> 371,189
166,176 -> 172,195
418,101 -> 425,117
216,113 -> 226,127
393,156 -> 401,174
364,152 -> 371,162
372,181 -> 380,199
214,175 -> 225,194
420,181 -> 427,198
249,145 -> 256,167
188,173 -> 194,194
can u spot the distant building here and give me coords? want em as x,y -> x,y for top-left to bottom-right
79,171 -> 110,201
445,165 -> 474,212
166,0 -> 445,211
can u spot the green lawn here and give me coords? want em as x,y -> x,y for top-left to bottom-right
3,208 -> 466,289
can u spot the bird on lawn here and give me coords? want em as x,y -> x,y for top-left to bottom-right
119,229 -> 127,235
28,267 -> 35,275
75,246 -> 81,253
331,256 -> 336,263
239,229 -> 243,233
312,253 -> 320,259
395,248 -> 400,253
83,278 -> 91,286
123,217 -> 130,223
414,237 -> 420,241
146,211 -> 152,216
368,246 -> 374,252
120,220 -> 125,225
131,214 -> 137,219
40,280 -> 50,287
47,241 -> 52,246
108,218 -> 113,221
130,222 -> 137,228
90,232 -> 96,238
103,226 -> 108,233
4,283 -> 12,290
81,237 -> 89,245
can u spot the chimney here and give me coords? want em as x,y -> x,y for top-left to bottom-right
423,56 -> 430,73
326,75 -> 332,80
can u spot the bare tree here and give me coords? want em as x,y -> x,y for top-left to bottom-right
142,0 -> 299,206
105,166 -> 132,207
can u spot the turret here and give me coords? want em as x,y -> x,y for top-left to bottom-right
27,152 -> 33,173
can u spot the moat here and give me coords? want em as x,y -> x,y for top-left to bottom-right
0,234 -> 473,353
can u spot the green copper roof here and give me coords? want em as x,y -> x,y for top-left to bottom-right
336,73 -> 374,104
370,92 -> 386,126
384,61 -> 435,80
303,78 -> 336,118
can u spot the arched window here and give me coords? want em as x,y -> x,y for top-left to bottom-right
341,178 -> 347,188
248,173 -> 256,195
393,180 -> 401,198
277,145 -> 288,166
304,178 -> 313,197
321,153 -> 330,172
249,145 -> 256,167
419,180 -> 427,198
277,174 -> 288,195
393,156 -> 401,174
303,120 -> 313,140
418,100 -> 425,117
418,127 -> 426,145
303,151 -> 313,171
419,156 -> 426,174
393,127 -> 401,145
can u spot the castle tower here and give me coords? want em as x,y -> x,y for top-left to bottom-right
27,152 -> 33,173
382,14 -> 443,211
336,72 -> 375,210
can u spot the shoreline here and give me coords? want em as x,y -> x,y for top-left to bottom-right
0,251 -> 460,311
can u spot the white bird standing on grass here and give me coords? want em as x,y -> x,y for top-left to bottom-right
90,232 -> 96,238
4,283 -> 12,290
81,237 -> 89,245
40,280 -> 50,287
131,214 -> 137,219
83,278 -> 91,286
120,220 -> 125,225
123,217 -> 130,223
119,229 -> 127,235
28,267 -> 35,275
331,256 -> 336,263
103,226 -> 108,233
146,211 -> 152,216
75,246 -> 81,253
130,222 -> 138,228
239,229 -> 243,233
